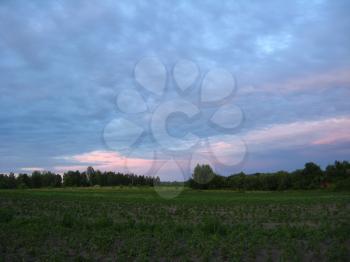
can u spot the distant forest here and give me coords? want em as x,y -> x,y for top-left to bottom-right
190,161 -> 350,191
0,161 -> 349,191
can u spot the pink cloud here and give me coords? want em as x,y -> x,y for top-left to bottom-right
242,116 -> 350,151
312,131 -> 350,145
71,150 -> 124,165
20,167 -> 45,172
261,68 -> 350,93
54,117 -> 350,176
55,150 -> 157,175
53,165 -> 88,173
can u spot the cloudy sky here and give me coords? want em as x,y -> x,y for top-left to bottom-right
1,0 -> 349,180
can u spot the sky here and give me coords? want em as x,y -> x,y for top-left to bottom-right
0,0 -> 349,180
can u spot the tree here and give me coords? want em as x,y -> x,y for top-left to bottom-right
275,171 -> 291,190
31,171 -> 42,188
302,162 -> 323,189
191,164 -> 215,189
326,161 -> 350,190
326,161 -> 350,182
17,173 -> 31,188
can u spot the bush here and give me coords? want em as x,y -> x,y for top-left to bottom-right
17,182 -> 28,189
334,177 -> 350,191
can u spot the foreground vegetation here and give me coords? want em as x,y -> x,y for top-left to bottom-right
0,188 -> 349,261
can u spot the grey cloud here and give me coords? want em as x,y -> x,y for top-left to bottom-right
0,0 -> 349,174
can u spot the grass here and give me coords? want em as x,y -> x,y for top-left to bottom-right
0,187 -> 349,261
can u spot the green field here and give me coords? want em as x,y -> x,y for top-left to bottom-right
0,188 -> 349,261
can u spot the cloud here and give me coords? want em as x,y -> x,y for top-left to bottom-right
57,116 -> 350,175
204,116 -> 350,173
260,68 -> 350,93
20,167 -> 45,172
242,116 -> 350,151
0,0 -> 349,175
54,150 -> 156,175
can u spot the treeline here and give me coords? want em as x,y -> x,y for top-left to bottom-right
189,161 -> 350,191
0,167 -> 160,189
1,161 -> 349,191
